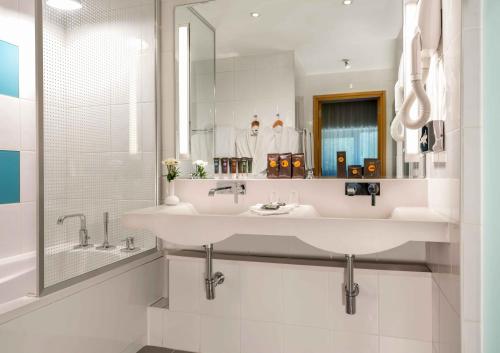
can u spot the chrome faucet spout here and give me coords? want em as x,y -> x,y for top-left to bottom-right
208,186 -> 233,196
57,213 -> 87,229
57,213 -> 92,248
208,182 -> 246,204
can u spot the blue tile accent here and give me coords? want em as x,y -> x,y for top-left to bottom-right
0,40 -> 20,98
0,150 -> 20,204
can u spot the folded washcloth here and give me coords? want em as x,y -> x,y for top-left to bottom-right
249,203 -> 298,216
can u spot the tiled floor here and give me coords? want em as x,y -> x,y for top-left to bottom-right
137,346 -> 193,353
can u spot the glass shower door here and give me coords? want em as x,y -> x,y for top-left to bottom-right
40,0 -> 158,291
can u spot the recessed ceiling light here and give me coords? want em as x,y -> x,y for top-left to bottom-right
342,59 -> 352,69
46,0 -> 82,10
250,12 -> 260,18
343,0 -> 353,5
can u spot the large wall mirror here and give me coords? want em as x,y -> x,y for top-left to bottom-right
175,0 -> 409,178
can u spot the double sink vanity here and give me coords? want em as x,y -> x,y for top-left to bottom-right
123,178 -> 452,314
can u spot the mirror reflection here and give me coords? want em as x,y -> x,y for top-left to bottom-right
175,0 -> 404,178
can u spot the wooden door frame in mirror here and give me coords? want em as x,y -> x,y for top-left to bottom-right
313,91 -> 387,177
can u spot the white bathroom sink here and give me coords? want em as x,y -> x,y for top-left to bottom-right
122,203 -> 451,255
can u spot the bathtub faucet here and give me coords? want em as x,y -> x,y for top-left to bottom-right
57,213 -> 92,248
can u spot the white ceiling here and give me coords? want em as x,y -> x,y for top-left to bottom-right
192,0 -> 403,75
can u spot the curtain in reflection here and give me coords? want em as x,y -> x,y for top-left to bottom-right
321,100 -> 378,176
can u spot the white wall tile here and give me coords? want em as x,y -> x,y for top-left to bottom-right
201,315 -> 240,353
234,70 -> 256,101
283,268 -> 330,328
332,332 -> 379,353
379,274 -> 432,341
111,104 -> 135,153
199,260 -> 240,318
0,95 -> 20,150
68,105 -> 111,153
20,99 -> 36,151
19,201 -> 36,253
241,320 -> 283,353
330,272 -> 379,335
216,57 -> 234,73
462,127 -> 482,225
234,56 -> 256,71
462,224 -> 481,322
432,280 -> 440,347
241,264 -> 283,322
463,321 -> 481,353
141,102 -> 156,152
462,28 -> 482,128
147,307 -> 164,346
215,71 -> 234,102
214,102 -> 235,126
169,259 -> 202,313
462,0 -> 481,29
0,257 -> 163,353
0,0 -> 19,45
164,311 -> 200,352
0,204 -> 22,258
283,325 -> 333,353
20,151 -> 36,202
18,42 -> 36,101
439,292 -> 461,353
380,336 -> 433,353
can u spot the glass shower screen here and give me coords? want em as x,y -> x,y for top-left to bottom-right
40,0 -> 158,291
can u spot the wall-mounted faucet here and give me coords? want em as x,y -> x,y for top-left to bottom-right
57,213 -> 92,248
345,182 -> 381,206
208,181 -> 246,204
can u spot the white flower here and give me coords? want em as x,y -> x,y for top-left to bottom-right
193,160 -> 208,167
162,158 -> 179,167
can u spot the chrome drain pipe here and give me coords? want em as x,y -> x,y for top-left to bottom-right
344,254 -> 360,315
203,244 -> 225,300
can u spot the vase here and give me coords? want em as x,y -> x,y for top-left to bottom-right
165,181 -> 180,206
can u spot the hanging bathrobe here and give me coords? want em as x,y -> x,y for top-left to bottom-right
235,127 -> 274,175
273,126 -> 300,154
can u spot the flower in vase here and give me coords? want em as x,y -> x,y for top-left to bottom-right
192,160 -> 208,179
162,158 -> 181,182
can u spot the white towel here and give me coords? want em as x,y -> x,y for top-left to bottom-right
273,126 -> 299,154
215,126 -> 236,157
249,203 -> 298,216
235,127 -> 274,175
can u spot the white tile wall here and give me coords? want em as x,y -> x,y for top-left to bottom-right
0,0 -> 36,262
241,320 -> 283,353
0,204 -> 22,258
332,332 -> 379,353
200,315 -> 240,353
0,95 -> 21,150
379,274 -> 433,341
152,256 -> 434,353
0,257 -> 163,353
164,311 -> 201,352
380,336 -> 433,353
283,325 -> 333,353
460,0 -> 483,351
214,52 -> 296,130
425,1 -> 486,352
283,268 -> 330,328
241,264 -> 283,322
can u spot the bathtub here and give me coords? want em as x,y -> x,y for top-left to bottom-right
0,252 -> 36,305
